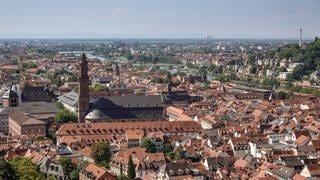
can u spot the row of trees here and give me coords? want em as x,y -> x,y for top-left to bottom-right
134,54 -> 181,65
1,157 -> 90,180
0,157 -> 89,180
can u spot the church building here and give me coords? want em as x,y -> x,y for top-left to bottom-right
77,53 -> 165,123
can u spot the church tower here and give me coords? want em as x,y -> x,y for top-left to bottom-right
78,53 -> 90,123
114,63 -> 120,81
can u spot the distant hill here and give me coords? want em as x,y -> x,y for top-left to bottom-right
270,37 -> 320,81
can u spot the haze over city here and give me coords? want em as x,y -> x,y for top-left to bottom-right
0,0 -> 320,39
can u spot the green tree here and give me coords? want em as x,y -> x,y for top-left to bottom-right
117,174 -> 130,180
23,62 -> 38,69
92,84 -> 108,91
198,66 -> 208,82
189,75 -> 195,84
166,71 -> 172,83
249,65 -> 257,74
70,160 -> 88,180
208,64 -> 223,74
9,157 -> 44,180
248,54 -> 256,65
266,49 -> 276,59
163,144 -> 174,154
91,143 -> 111,167
127,155 -> 136,179
54,109 -> 77,124
70,169 -> 79,180
47,176 -> 57,180
152,77 -> 166,84
36,69 -> 45,75
279,66 -> 287,72
153,56 -> 159,64
289,65 -> 305,80
168,151 -> 182,161
186,62 -> 195,68
68,74 -> 78,82
55,102 -> 64,109
277,91 -> 288,99
0,158 -> 18,180
125,52 -> 134,61
140,138 -> 157,153
59,157 -> 76,178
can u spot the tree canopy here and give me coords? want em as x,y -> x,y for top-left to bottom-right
249,65 -> 257,74
91,84 -> 108,91
59,157 -> 77,178
267,38 -> 320,81
168,151 -> 182,161
0,158 -> 18,180
198,66 -> 208,82
277,91 -> 293,100
117,174 -> 130,180
90,143 -> 111,167
54,108 -> 77,124
163,143 -> 174,154
9,157 -> 44,180
140,138 -> 157,153
127,155 -> 136,179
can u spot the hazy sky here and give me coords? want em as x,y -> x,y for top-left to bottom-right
0,0 -> 319,39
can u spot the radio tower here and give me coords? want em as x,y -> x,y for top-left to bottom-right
299,28 -> 302,48
18,49 -> 25,88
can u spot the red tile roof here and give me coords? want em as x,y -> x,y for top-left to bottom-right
56,121 -> 201,136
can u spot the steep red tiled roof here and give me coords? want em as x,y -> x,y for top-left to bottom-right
82,163 -> 115,180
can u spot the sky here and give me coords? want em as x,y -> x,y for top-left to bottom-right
0,0 -> 319,39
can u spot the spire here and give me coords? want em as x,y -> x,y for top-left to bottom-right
79,51 -> 88,77
81,49 -> 87,62
268,84 -> 276,101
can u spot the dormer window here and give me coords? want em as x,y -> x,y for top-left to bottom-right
169,169 -> 175,176
177,169 -> 184,175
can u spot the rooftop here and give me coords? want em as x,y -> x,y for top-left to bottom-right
9,112 -> 46,125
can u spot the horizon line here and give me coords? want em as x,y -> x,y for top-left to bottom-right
0,33 -> 316,41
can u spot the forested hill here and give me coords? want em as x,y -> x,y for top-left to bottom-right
271,37 -> 320,81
